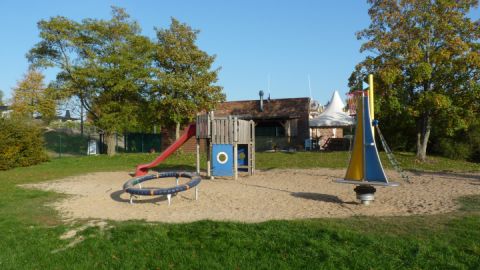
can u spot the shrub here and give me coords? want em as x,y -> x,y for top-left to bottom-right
435,138 -> 471,160
466,121 -> 480,162
0,117 -> 49,170
433,120 -> 480,162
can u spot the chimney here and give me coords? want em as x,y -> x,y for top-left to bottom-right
64,110 -> 71,121
259,90 -> 264,112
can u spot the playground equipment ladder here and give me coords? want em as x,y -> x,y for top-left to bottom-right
375,125 -> 411,183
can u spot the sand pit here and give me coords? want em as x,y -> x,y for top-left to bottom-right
23,169 -> 480,223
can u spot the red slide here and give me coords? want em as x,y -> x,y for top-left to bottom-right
135,124 -> 196,176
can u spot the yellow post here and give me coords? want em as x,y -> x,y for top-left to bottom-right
368,74 -> 375,138
368,74 -> 374,119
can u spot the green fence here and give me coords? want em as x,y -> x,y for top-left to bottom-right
44,129 -> 162,156
255,136 -> 291,151
44,129 -> 96,157
124,133 -> 162,153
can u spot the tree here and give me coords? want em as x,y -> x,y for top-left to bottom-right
0,89 -> 4,106
351,0 -> 480,161
28,7 -> 153,155
10,68 -> 56,122
152,18 -> 225,139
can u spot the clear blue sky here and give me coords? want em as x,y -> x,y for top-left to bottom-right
1,1 -> 479,105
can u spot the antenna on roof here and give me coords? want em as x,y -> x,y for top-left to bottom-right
308,74 -> 312,100
267,73 -> 271,101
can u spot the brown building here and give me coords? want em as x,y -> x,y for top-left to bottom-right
159,96 -> 311,152
215,96 -> 311,151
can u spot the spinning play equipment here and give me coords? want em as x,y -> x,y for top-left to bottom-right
336,74 -> 400,205
124,172 -> 201,205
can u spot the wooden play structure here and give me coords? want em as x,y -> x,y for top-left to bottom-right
128,112 -> 255,205
196,112 -> 255,180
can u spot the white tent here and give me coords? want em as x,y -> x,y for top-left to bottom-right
309,91 -> 354,127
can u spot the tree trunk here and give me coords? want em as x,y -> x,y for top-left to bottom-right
416,113 -> 431,162
105,132 -> 116,156
175,122 -> 181,140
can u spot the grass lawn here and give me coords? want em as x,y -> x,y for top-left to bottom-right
0,152 -> 479,269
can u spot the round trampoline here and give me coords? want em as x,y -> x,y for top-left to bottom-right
123,172 -> 201,205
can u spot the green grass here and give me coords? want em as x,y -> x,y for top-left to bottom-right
256,151 -> 480,172
0,152 -> 479,269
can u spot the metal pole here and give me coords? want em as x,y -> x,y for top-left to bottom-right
207,141 -> 211,178
234,144 -> 238,180
196,138 -> 200,175
59,132 -> 62,158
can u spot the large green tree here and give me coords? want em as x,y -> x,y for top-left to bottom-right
351,0 -> 480,161
152,18 -> 224,139
28,7 -> 153,155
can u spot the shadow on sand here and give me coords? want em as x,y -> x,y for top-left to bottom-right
110,189 -> 173,204
290,192 -> 357,205
410,170 -> 480,182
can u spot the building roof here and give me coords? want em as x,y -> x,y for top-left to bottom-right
309,91 -> 354,127
215,97 -> 310,120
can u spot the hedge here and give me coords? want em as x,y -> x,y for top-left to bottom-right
0,117 -> 48,170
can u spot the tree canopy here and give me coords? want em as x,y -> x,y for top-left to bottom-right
10,68 -> 56,122
151,18 -> 224,138
28,7 -> 224,155
351,0 -> 480,161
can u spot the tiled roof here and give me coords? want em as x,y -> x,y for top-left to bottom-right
215,97 -> 310,119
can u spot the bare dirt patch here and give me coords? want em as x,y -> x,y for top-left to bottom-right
23,169 -> 480,223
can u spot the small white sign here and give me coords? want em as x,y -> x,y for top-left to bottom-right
87,140 -> 97,155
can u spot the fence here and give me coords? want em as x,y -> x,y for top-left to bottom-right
44,127 -> 161,157
255,136 -> 291,151
44,127 -> 101,157
124,133 -> 162,153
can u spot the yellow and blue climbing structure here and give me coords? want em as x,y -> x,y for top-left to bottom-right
344,77 -> 389,184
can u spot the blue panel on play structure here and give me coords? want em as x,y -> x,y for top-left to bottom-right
363,96 -> 388,183
212,144 -> 234,176
238,145 -> 248,166
237,144 -> 249,172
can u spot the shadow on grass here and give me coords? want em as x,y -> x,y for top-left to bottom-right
457,195 -> 480,212
256,167 -> 280,171
150,165 -> 198,172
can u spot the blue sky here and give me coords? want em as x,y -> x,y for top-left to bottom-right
1,1 -> 479,106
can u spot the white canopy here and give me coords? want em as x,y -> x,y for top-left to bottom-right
309,91 -> 354,127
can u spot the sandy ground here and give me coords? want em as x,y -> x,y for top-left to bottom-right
23,169 -> 480,223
